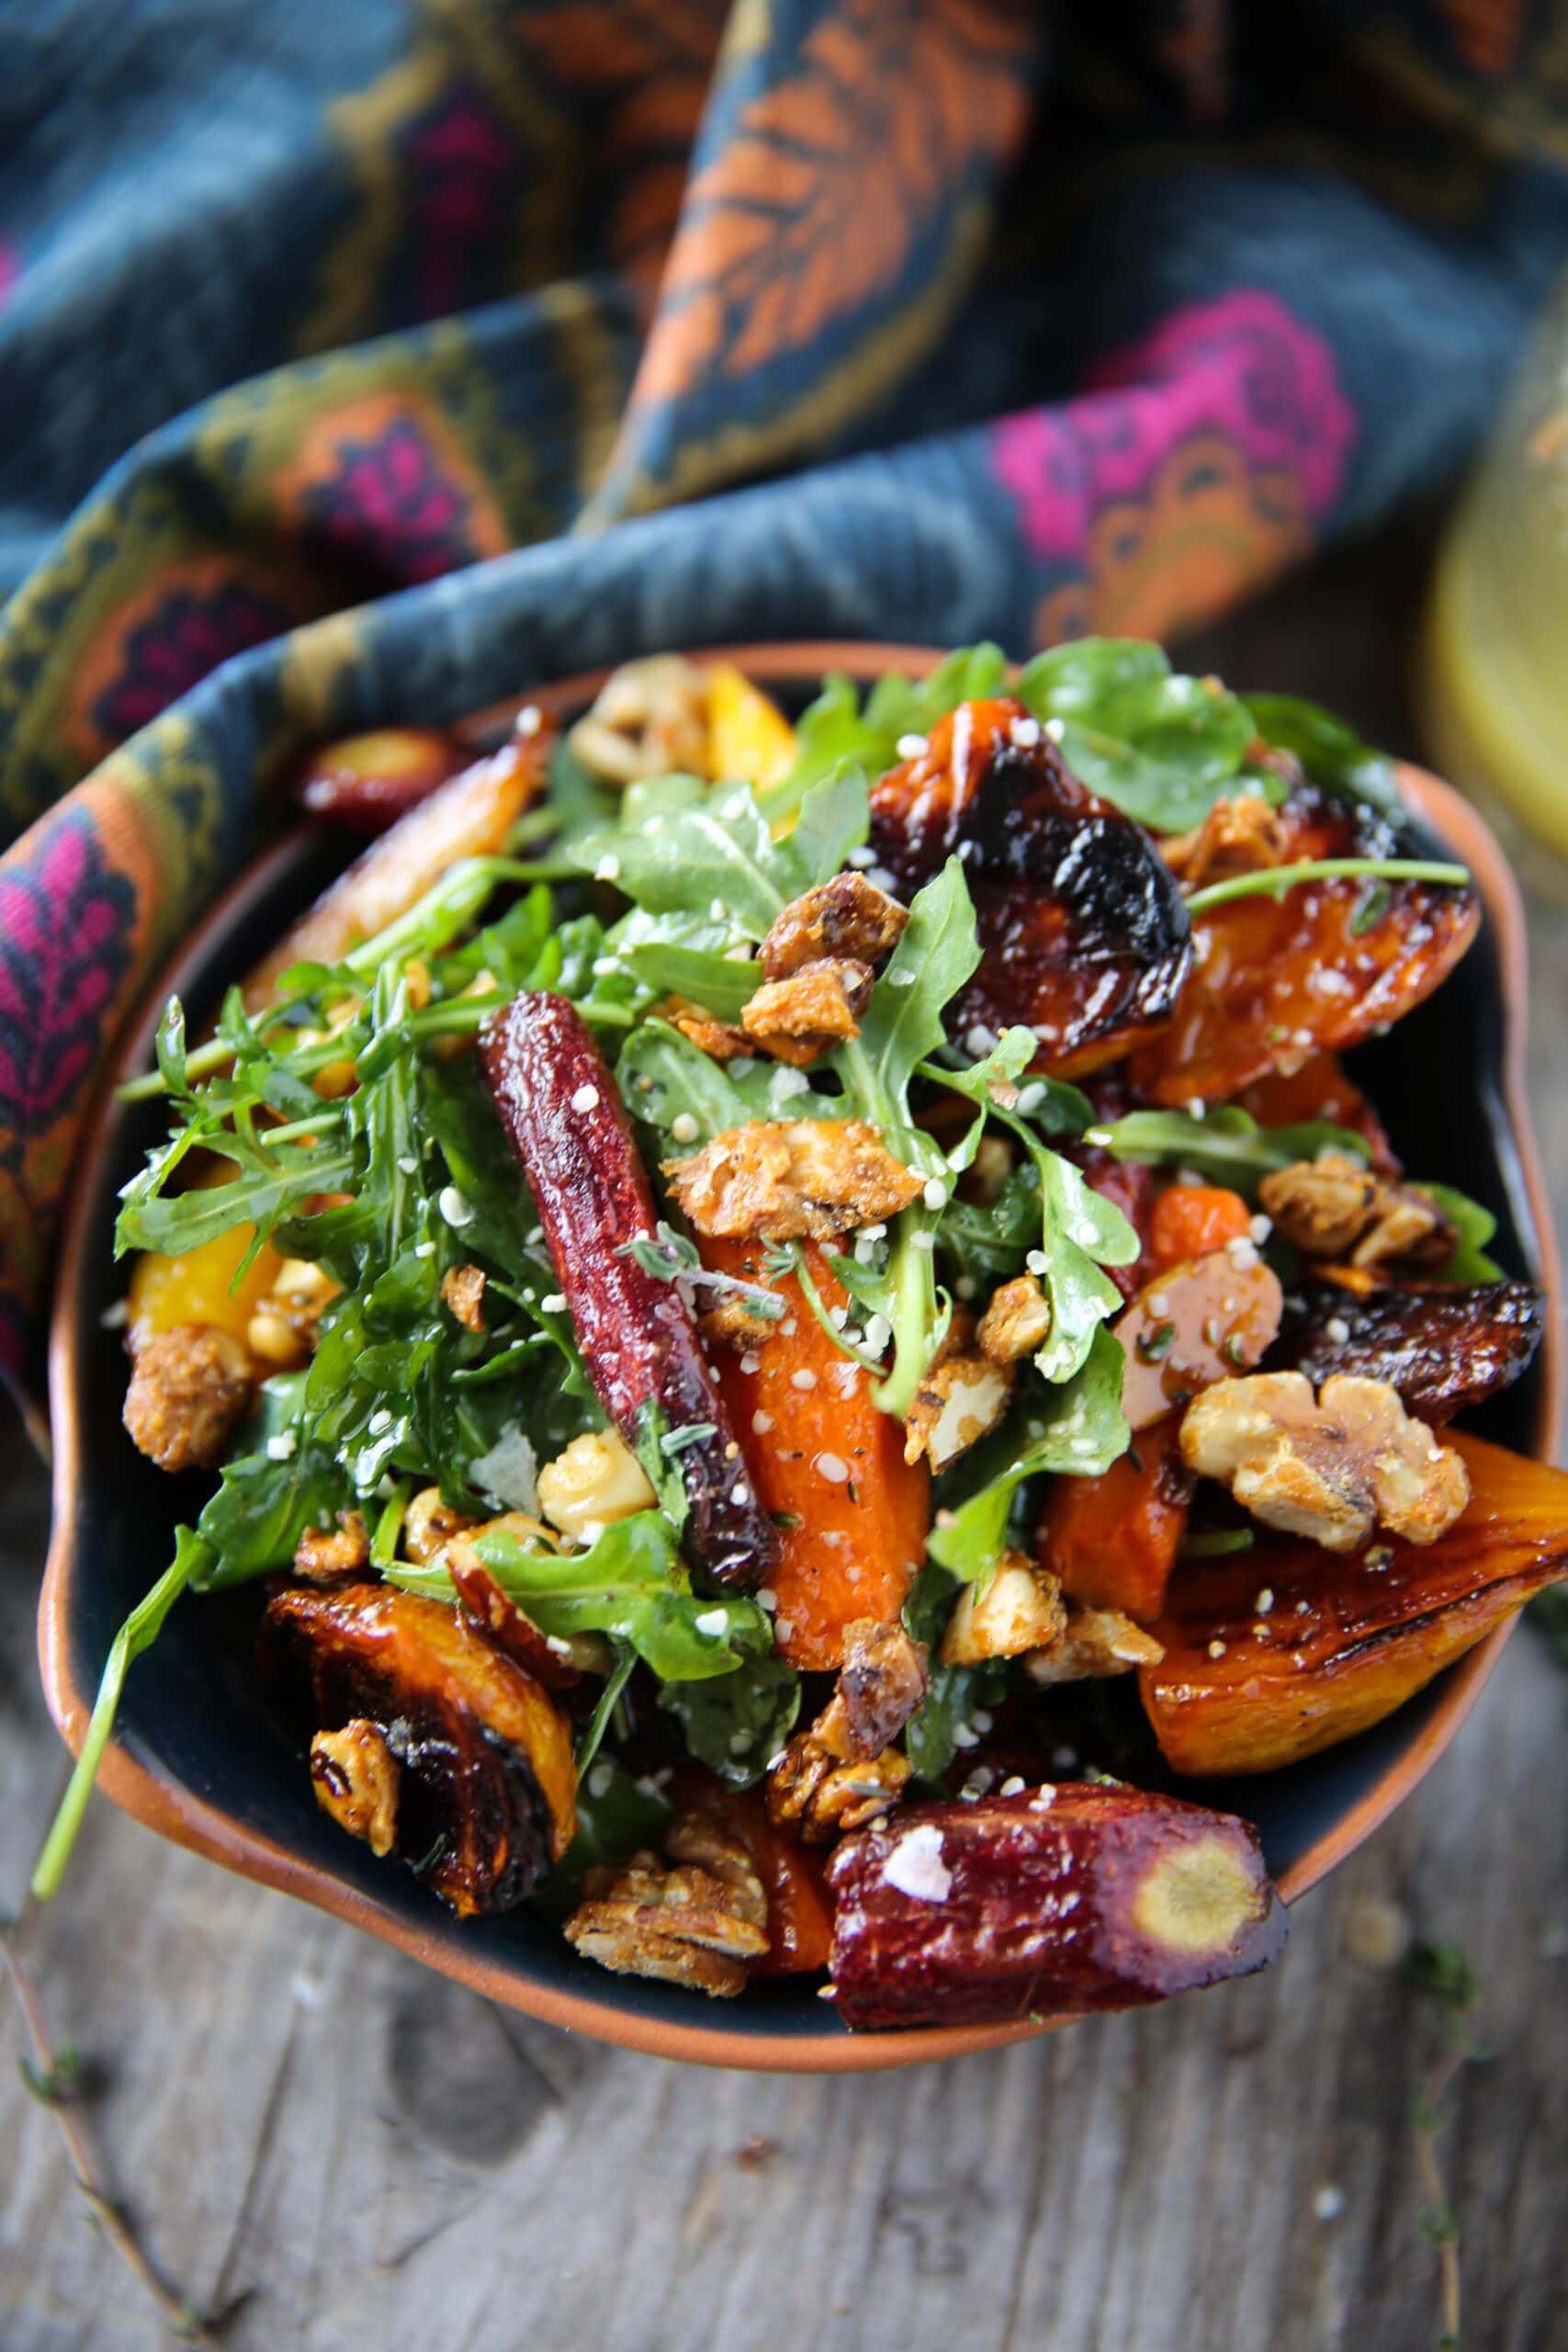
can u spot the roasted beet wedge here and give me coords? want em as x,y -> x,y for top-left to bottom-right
243,728 -> 550,1010
260,1582 -> 578,1917
292,727 -> 467,834
826,1782 -> 1285,2030
1269,1280 -> 1544,1424
1129,782 -> 1479,1105
869,698 -> 1191,1076
1141,1431 -> 1568,1777
480,993 -> 779,1591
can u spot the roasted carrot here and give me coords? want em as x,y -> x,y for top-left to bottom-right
701,1237 -> 931,1670
1146,1183 -> 1252,1272
1037,1414 -> 1191,1623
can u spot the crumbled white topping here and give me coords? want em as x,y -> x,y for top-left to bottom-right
846,844 -> 877,869
593,854 -> 620,883
922,1176 -> 949,1210
438,1185 -> 474,1227
671,1112 -> 700,1145
882,1823 -> 952,1903
570,1083 -> 601,1114
1010,716 -> 1042,748
895,732 -> 929,759
791,1368 -> 818,1391
752,1410 -> 773,1434
99,1298 -> 130,1330
815,1452 -> 850,1484
694,1609 -> 731,1637
540,1293 -> 567,1314
1325,1314 -> 1351,1345
265,1430 -> 298,1461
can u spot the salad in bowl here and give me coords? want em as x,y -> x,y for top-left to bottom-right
38,639 -> 1568,2037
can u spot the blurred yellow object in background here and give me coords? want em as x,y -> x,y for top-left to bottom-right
1419,274 -> 1568,885
706,662 -> 797,791
128,1227 -> 283,1353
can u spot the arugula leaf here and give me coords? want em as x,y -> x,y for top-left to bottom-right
1242,691 -> 1404,819
532,1761 -> 674,1919
928,1326 -> 1129,1583
387,1512 -> 774,1680
900,1564 -> 1006,1782
615,1018 -> 826,1146
770,645 -> 1010,820
843,859 -> 982,1137
1091,1104 -> 1371,1196
1422,1182 -> 1505,1283
1016,638 -> 1259,832
571,770 -> 869,941
659,1654 -> 801,1788
624,942 -> 759,1021
928,1041 -> 1135,1384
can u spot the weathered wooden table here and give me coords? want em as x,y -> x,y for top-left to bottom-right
4,520 -> 1565,2352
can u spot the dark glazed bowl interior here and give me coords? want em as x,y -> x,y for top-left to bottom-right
41,646 -> 1561,2072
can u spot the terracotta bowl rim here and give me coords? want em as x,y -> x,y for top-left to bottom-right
39,639 -> 1562,2074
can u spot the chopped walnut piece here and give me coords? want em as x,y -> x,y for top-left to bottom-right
976,1274 -> 1052,1365
440,1263 -> 487,1332
1023,1600 -> 1166,1684
739,957 -> 874,1065
294,1511 -> 371,1584
671,1005 -> 752,1061
902,1350 -> 1014,1471
665,1119 -> 921,1243
1161,793 -> 1292,886
563,1828 -> 769,1996
761,872 -> 908,979
1180,1371 -> 1472,1553
310,1719 -> 400,1857
568,655 -> 709,786
402,1486 -> 479,1565
767,1739 -> 912,1844
123,1323 -> 254,1472
700,1293 -> 781,1353
1258,1154 -> 1453,1271
818,1618 -> 931,1758
942,1552 -> 1067,1666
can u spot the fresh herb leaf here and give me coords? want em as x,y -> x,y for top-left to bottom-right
387,1512 -> 773,1680
1090,1104 -> 1370,1195
1422,1182 -> 1505,1283
1242,692 -> 1404,819
928,1326 -> 1129,1583
615,1019 -> 826,1147
901,1564 -> 1006,1781
572,770 -> 869,940
1016,639 -> 1259,832
659,1653 -> 801,1788
768,645 -> 1010,822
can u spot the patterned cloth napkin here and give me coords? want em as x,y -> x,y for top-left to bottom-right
1,0 -> 1564,1392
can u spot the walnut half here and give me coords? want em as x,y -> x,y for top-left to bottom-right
1180,1371 -> 1471,1553
665,1119 -> 921,1243
1023,1600 -> 1165,1685
563,1815 -> 769,1996
767,1619 -> 925,1843
1258,1154 -> 1453,1272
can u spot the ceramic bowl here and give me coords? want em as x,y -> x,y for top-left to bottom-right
40,643 -> 1562,2071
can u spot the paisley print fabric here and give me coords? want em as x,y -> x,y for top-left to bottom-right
2,0 -> 1567,1393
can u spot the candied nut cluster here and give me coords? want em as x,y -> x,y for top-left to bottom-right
739,958 -> 874,1065
942,1551 -> 1066,1666
699,1292 -> 782,1353
563,1815 -> 769,1996
440,1263 -> 487,1332
767,1618 -> 926,1843
976,1273 -> 1052,1365
1258,1153 -> 1454,1272
902,1318 -> 1014,1470
536,1428 -> 657,1545
122,1322 -> 254,1472
1161,793 -> 1292,886
294,1510 -> 372,1584
1024,1600 -> 1166,1684
1180,1370 -> 1472,1552
401,1485 -> 480,1565
665,1118 -> 922,1242
310,1718 -> 400,1857
761,874 -> 908,979
568,655 -> 709,786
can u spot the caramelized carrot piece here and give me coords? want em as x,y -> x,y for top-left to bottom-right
1147,1184 -> 1252,1272
702,1237 -> 931,1670
1037,1415 -> 1191,1623
1140,1430 -> 1568,1777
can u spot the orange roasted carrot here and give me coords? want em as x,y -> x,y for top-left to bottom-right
701,1237 -> 931,1670
1146,1183 -> 1251,1272
1037,1414 -> 1191,1623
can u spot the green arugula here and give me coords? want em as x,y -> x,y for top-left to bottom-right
387,1512 -> 774,1681
1016,638 -> 1261,833
928,1325 -> 1129,1584
659,1654 -> 802,1789
767,643 -> 1010,822
901,1564 -> 1007,1782
1089,1104 -> 1371,1195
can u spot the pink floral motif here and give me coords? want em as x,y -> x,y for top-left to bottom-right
299,414 -> 478,584
91,579 -> 291,743
406,95 -> 518,322
0,812 -> 136,1154
991,291 -> 1357,560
